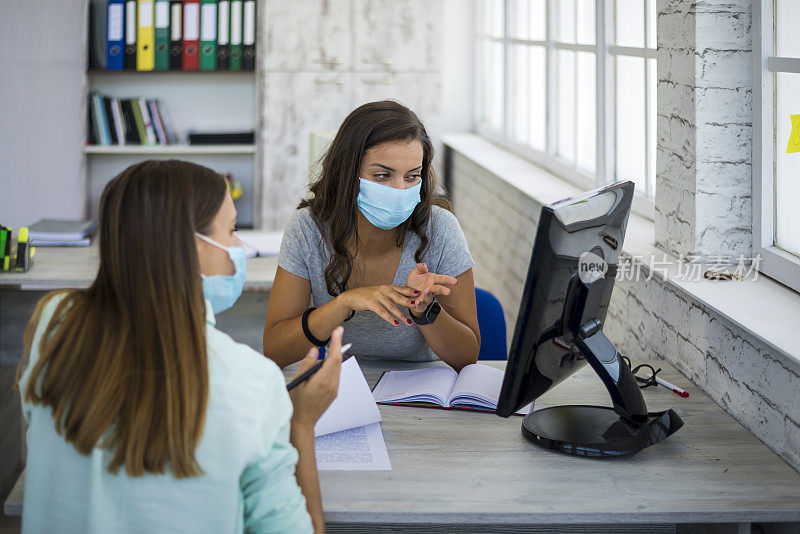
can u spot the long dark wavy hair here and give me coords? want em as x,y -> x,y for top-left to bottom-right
299,100 -> 451,296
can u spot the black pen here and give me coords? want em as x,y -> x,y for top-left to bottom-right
286,343 -> 353,391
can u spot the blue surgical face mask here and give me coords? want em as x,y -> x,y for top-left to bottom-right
356,177 -> 422,230
195,232 -> 247,315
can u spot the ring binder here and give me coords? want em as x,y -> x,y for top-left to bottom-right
168,0 -> 183,69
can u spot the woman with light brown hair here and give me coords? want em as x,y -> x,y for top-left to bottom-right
16,160 -> 340,533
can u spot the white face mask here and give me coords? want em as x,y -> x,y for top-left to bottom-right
195,232 -> 247,315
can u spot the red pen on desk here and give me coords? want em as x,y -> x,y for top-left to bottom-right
655,376 -> 689,397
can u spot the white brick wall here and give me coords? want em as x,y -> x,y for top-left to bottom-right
655,0 -> 753,260
449,152 -> 800,473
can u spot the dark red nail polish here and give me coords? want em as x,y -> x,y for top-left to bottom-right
407,319 -> 413,325
414,290 -> 420,295
394,320 -> 399,325
411,300 -> 415,305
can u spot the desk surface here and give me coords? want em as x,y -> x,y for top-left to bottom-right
7,360 -> 800,524
287,359 -> 800,525
0,244 -> 278,291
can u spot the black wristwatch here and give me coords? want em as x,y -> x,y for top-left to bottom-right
411,298 -> 441,325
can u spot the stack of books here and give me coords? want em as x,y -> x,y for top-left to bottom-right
88,92 -> 176,146
89,0 -> 256,71
28,219 -> 98,247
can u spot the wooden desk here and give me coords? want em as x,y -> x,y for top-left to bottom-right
292,359 -> 800,531
0,243 -> 279,291
7,359 -> 800,531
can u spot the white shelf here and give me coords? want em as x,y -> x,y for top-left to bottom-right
84,144 -> 256,155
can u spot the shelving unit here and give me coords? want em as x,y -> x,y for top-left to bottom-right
84,144 -> 256,155
81,2 -> 263,228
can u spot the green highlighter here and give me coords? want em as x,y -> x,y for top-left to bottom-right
2,227 -> 12,271
0,227 -> 7,271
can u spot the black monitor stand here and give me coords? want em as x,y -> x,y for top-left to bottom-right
522,274 -> 684,457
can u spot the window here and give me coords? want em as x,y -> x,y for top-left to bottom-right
754,0 -> 800,292
475,0 -> 657,215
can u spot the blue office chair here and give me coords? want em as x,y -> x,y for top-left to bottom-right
475,287 -> 507,360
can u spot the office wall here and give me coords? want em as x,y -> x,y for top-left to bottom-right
258,0 -> 474,230
448,149 -> 800,474
0,0 -> 87,229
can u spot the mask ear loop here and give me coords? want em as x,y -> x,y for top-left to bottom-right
195,232 -> 228,251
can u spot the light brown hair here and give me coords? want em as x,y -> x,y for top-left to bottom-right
299,100 -> 451,296
16,160 -> 227,478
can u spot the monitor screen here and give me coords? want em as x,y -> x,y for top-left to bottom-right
496,181 -> 634,417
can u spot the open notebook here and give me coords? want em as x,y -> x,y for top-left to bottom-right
371,364 -> 533,416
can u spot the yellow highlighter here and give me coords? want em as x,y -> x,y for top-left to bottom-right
14,227 -> 33,272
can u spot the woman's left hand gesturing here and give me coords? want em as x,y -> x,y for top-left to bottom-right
405,262 -> 458,317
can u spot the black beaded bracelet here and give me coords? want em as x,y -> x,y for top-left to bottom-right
302,307 -> 331,347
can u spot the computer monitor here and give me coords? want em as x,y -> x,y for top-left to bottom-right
495,181 -> 683,457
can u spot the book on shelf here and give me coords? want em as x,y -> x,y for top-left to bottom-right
187,131 -> 254,144
371,364 -> 533,416
88,92 -> 176,146
89,0 -> 254,71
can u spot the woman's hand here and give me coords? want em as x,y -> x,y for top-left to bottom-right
288,326 -> 345,429
406,263 -> 458,317
337,285 -> 420,326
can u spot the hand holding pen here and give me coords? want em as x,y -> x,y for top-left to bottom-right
286,326 -> 348,429
287,342 -> 353,391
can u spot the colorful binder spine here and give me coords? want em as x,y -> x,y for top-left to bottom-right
136,0 -> 155,70
242,0 -> 255,70
228,0 -> 243,70
154,0 -> 170,70
182,0 -> 200,70
200,0 -> 218,70
216,0 -> 230,69
106,0 -> 125,70
124,0 -> 137,69
168,0 -> 183,69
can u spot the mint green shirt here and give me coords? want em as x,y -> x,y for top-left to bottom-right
19,294 -> 312,534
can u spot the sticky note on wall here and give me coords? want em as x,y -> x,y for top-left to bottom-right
787,114 -> 800,153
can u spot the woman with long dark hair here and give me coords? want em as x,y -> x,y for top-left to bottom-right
263,101 -> 480,370
17,160 -> 341,533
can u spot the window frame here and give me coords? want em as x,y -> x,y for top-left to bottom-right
474,0 -> 656,221
753,0 -> 800,293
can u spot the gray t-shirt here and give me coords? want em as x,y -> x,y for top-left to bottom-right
277,206 -> 474,361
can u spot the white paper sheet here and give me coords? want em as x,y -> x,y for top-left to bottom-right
315,422 -> 391,471
314,357 -> 382,437
237,231 -> 284,258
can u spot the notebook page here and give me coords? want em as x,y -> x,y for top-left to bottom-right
448,364 -> 533,415
447,364 -> 505,407
314,357 -> 382,437
371,367 -> 458,406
